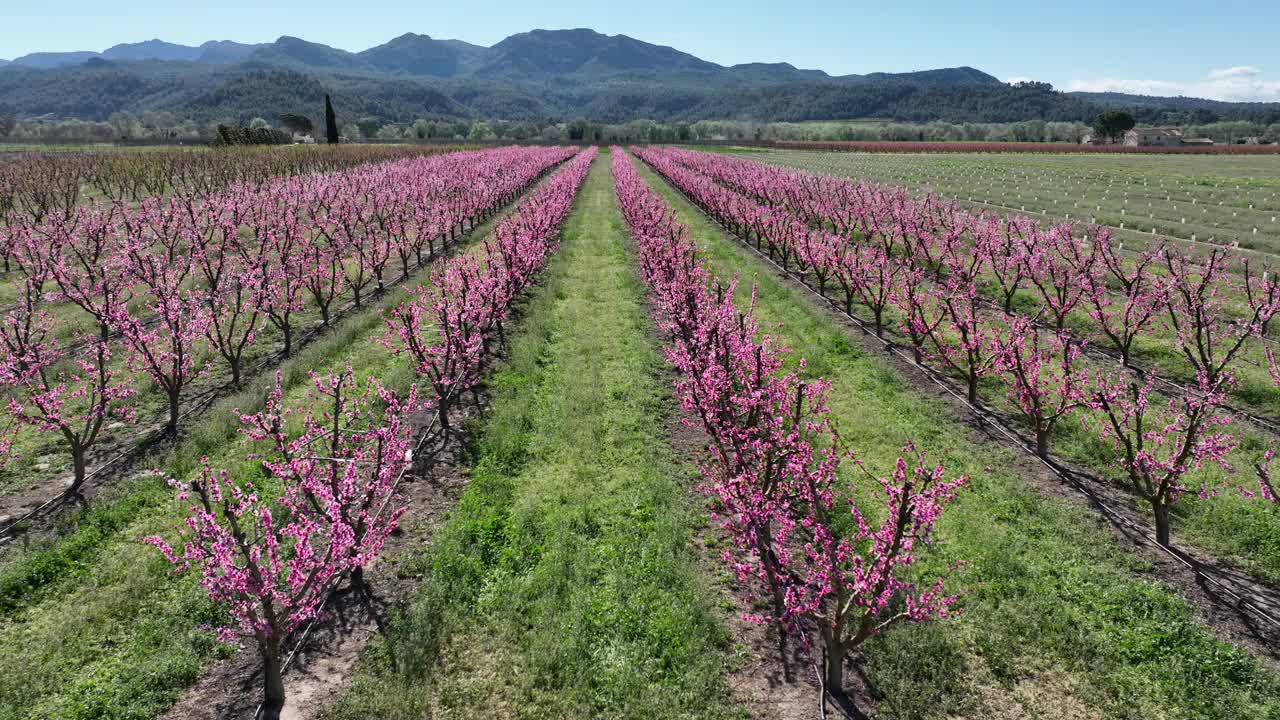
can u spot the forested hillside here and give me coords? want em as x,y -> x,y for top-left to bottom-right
1,29 -> 1277,125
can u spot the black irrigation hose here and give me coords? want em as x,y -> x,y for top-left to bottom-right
638,154 -> 1280,636
0,161 -> 567,540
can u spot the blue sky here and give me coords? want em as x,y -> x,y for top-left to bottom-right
3,0 -> 1278,101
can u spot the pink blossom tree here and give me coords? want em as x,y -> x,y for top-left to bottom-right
1022,223 -> 1095,331
114,230 -> 210,433
832,241 -> 899,337
201,254 -> 267,386
384,263 -> 485,436
1090,371 -> 1235,546
993,318 -> 1090,459
1163,249 -> 1280,394
799,445 -> 967,691
925,274 -> 1000,405
1085,237 -> 1166,368
300,231 -> 346,329
1,275 -> 136,492
1251,450 -> 1280,508
258,223 -> 307,358
146,371 -> 413,720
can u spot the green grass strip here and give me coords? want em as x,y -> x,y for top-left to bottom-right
326,152 -> 743,720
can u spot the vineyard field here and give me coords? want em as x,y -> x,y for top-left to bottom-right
732,148 -> 1280,256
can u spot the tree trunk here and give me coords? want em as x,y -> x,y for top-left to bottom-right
231,357 -> 242,387
758,543 -> 792,681
438,396 -> 452,434
167,389 -> 181,433
260,641 -> 286,720
824,631 -> 845,693
70,446 -> 87,494
1035,428 -> 1049,459
967,373 -> 979,405
282,322 -> 293,358
1153,498 -> 1171,546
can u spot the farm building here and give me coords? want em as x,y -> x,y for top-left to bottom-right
1123,127 -> 1184,146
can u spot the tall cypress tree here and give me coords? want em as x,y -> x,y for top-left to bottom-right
324,94 -> 339,144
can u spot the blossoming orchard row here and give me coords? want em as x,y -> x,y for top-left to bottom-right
613,148 -> 967,692
644,148 -> 1280,389
145,147 -> 595,720
634,145 -> 1280,548
0,146 -> 575,496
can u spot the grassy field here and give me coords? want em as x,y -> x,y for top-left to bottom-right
326,151 -> 741,719
631,154 -> 1280,720
742,149 -> 1280,256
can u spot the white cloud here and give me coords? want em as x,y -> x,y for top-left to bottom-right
1005,76 -> 1032,84
1208,66 -> 1259,79
1068,67 -> 1280,102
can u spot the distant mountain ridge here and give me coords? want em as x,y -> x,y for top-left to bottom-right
0,29 -> 1275,126
5,29 -> 999,86
10,39 -> 265,68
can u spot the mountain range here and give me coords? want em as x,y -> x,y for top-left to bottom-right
1,29 -> 1276,126
5,39 -> 264,68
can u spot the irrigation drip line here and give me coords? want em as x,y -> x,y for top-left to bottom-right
0,161 -> 567,540
641,155 -> 1280,636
